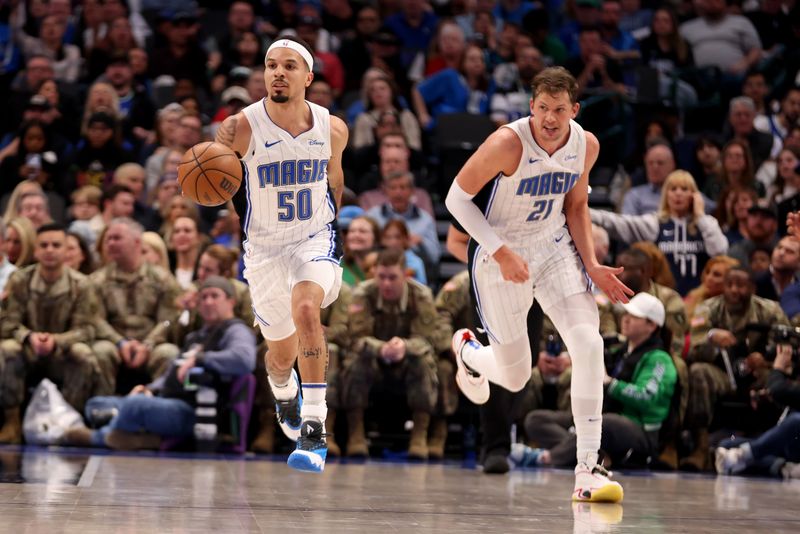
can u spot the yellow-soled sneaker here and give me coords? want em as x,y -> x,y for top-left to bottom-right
572,462 -> 624,503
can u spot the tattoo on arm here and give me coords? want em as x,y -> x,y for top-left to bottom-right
215,116 -> 237,147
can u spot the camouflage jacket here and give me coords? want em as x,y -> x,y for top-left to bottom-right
434,269 -> 474,354
348,278 -> 439,359
0,265 -> 93,349
688,294 -> 789,364
89,261 -> 182,347
322,283 -> 352,349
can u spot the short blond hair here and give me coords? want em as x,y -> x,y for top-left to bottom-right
71,185 -> 102,207
531,66 -> 579,104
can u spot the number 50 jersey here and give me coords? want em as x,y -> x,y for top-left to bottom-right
482,117 -> 586,248
239,99 -> 336,259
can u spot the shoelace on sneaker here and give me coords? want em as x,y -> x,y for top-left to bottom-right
459,332 -> 483,378
276,398 -> 301,425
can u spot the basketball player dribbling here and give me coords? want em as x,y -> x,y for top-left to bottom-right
445,67 -> 632,502
214,36 -> 348,473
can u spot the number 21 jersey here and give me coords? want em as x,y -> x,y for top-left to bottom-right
482,117 -> 586,247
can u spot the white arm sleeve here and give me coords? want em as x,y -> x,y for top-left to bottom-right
445,179 -> 505,255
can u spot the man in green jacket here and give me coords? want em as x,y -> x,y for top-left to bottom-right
521,293 -> 677,467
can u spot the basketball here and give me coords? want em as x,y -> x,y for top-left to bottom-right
178,141 -> 242,207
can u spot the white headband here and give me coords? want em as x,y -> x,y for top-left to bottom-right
266,39 -> 314,72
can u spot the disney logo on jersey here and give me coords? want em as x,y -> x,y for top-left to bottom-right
308,139 -> 325,147
564,154 -> 577,161
516,171 -> 580,197
256,158 -> 328,188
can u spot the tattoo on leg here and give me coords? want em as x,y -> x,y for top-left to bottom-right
302,347 -> 322,359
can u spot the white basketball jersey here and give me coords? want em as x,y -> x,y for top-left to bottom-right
240,99 -> 335,259
483,117 -> 586,247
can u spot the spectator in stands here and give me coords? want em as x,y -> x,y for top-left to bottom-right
684,255 -> 740,319
749,246 -> 772,276
380,219 -> 427,285
352,76 -> 421,151
365,171 -> 441,270
337,6 -> 380,93
294,14 -> 345,97
774,148 -> 800,236
679,0 -> 761,82
755,87 -> 800,159
357,144 -> 433,216
140,231 -> 170,271
149,10 -> 209,92
683,267 -> 789,471
521,6 -> 568,66
716,343 -> 800,478
384,0 -> 439,73
592,170 -> 728,295
622,143 -> 676,215
592,223 -> 610,265
742,71 -> 770,122
3,217 -> 36,268
72,111 -> 135,189
161,195 -> 201,242
694,135 -> 722,194
490,44 -> 544,125
565,26 -> 627,98
65,275 -> 257,451
523,293 -> 677,468
18,15 -> 82,84
168,216 -> 205,289
341,215 -> 380,287
81,82 -> 121,135
728,204 -> 779,269
599,247 -> 688,359
631,241 -> 677,289
412,43 -> 493,130
18,190 -> 52,229
753,236 -> 800,303
88,218 -> 182,395
558,0 -> 603,58
64,231 -> 95,275
599,0 -> 640,62
723,96 -> 774,171
342,248 -> 441,459
0,224 -> 95,444
102,53 -> 156,151
638,7 -> 697,105
305,79 -> 335,112
0,220 -> 16,295
708,139 -> 761,201
719,187 -> 757,245
425,20 -> 467,76
86,16 -> 139,82
0,119 -> 67,201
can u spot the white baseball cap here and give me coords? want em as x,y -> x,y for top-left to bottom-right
621,293 -> 665,327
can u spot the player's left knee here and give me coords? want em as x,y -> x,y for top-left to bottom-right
292,298 -> 320,330
562,324 -> 603,361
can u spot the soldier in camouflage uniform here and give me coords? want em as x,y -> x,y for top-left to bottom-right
0,224 -> 96,443
432,269 -> 471,459
88,218 -> 182,395
342,249 -> 439,459
682,267 -> 789,470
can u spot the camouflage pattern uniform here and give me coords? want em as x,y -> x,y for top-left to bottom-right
0,265 -> 96,412
88,262 -> 182,394
342,278 -> 439,414
598,281 -> 689,359
322,283 -> 352,410
433,270 -> 473,416
171,278 -> 255,344
687,294 -> 789,429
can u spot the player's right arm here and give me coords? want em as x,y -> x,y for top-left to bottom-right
445,128 -> 529,283
214,112 -> 252,158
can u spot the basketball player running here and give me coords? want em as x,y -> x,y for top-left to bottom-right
445,67 -> 632,501
214,36 -> 347,473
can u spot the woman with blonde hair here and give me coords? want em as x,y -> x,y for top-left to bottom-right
81,82 -> 121,137
684,255 -> 740,318
592,170 -> 728,295
3,217 -> 36,267
2,181 -> 45,226
141,231 -> 170,271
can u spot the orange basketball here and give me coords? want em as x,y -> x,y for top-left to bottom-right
178,142 -> 242,207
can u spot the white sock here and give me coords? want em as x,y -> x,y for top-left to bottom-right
269,373 -> 297,401
300,383 -> 327,424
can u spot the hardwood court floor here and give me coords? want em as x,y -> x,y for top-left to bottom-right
1,446 -> 799,533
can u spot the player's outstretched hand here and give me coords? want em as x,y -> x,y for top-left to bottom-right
588,265 -> 634,304
493,246 -> 530,283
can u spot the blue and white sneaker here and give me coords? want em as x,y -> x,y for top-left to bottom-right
287,419 -> 327,473
275,369 -> 303,441
510,443 -> 546,468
